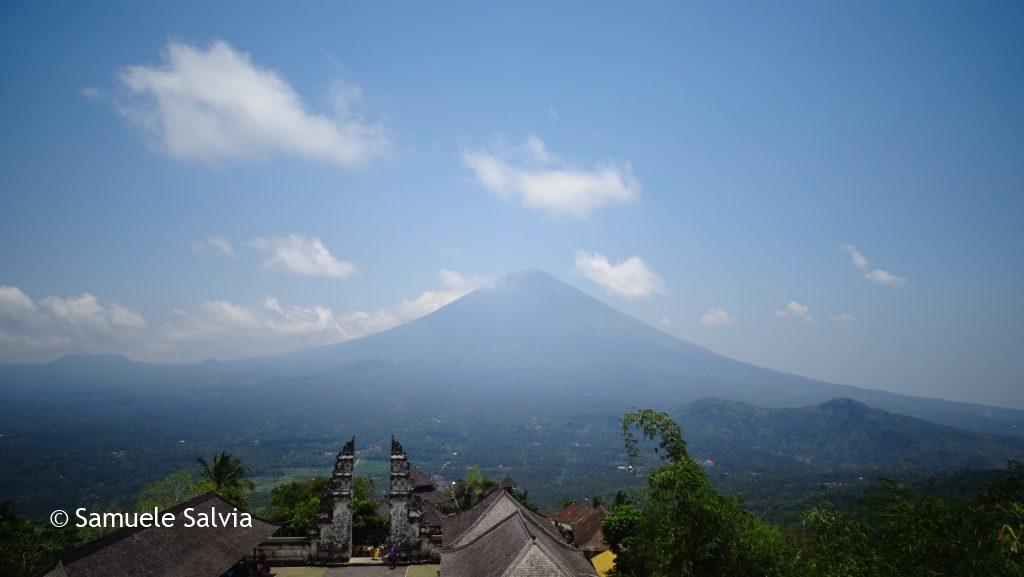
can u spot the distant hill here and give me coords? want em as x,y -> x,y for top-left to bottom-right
678,398 -> 1024,472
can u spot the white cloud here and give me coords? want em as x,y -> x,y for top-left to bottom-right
41,293 -> 109,330
660,315 -> 674,327
462,137 -> 639,218
829,312 -> 856,322
775,301 -> 813,321
700,307 -> 734,327
0,285 -> 37,321
842,244 -> 906,287
116,40 -> 389,167
79,86 -> 103,101
108,303 -> 148,329
251,234 -> 357,279
865,268 -> 907,287
153,269 -> 488,360
0,271 -> 489,363
573,250 -> 665,299
191,236 -> 237,258
0,287 -> 146,361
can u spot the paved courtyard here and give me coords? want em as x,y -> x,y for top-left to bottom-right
272,565 -> 439,577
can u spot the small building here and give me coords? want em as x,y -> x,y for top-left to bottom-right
441,488 -> 598,577
552,503 -> 609,560
38,492 -> 278,577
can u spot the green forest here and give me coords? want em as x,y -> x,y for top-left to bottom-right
4,408 -> 1023,577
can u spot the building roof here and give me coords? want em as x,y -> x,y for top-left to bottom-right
409,468 -> 435,491
552,504 -> 608,553
441,490 -> 598,577
590,550 -> 616,577
39,492 -> 278,577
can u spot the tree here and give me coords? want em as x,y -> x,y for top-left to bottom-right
800,465 -> 1024,577
443,465 -> 499,513
0,501 -> 83,577
134,469 -> 201,511
265,477 -> 328,537
352,475 -> 387,545
604,409 -> 800,577
196,452 -> 255,508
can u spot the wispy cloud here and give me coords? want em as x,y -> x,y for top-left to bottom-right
842,245 -> 906,287
191,236 -> 237,258
573,250 -> 665,299
829,312 -> 856,322
775,300 -> 813,321
251,234 -> 357,279
116,40 -> 390,167
700,307 -> 734,327
462,136 -> 639,218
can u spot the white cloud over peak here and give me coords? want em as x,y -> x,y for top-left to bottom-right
700,307 -> 734,327
573,250 -> 665,299
775,300 -> 813,321
117,40 -> 390,167
829,312 -> 857,322
191,236 -> 237,258
251,234 -> 357,279
462,137 -> 639,218
842,245 -> 906,287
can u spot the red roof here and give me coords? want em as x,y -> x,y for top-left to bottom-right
552,504 -> 608,553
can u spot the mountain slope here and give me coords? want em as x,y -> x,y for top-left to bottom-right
678,398 -> 1024,471
252,269 -> 1023,437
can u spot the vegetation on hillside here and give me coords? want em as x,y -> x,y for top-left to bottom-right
604,409 -> 1024,577
196,452 -> 255,508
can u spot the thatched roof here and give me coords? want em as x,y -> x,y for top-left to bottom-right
39,492 -> 278,577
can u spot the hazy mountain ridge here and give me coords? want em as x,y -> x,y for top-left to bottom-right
1,270 -> 1022,517
679,397 -> 1024,471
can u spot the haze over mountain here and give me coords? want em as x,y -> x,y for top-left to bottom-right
245,269 -> 1024,438
1,270 -> 1022,517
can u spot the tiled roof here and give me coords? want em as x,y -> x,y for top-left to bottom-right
441,490 -> 598,577
553,504 -> 608,552
409,468 -> 435,490
38,492 -> 279,577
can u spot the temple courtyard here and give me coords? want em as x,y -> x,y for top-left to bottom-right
272,565 -> 439,577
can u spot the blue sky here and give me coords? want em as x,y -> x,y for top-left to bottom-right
0,2 -> 1022,407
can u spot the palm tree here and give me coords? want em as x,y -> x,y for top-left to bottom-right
196,452 -> 255,507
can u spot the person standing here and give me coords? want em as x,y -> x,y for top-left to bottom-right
388,544 -> 398,569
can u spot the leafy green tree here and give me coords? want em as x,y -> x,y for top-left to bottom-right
0,501 -> 83,577
265,476 -> 328,536
133,469 -> 201,511
196,452 -> 255,508
605,409 -> 800,577
800,466 -> 1024,577
352,475 -> 387,545
443,465 -> 499,513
